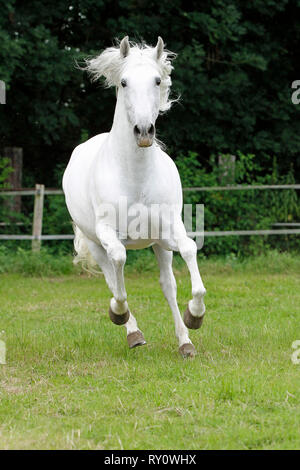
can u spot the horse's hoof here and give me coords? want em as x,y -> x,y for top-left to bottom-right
127,330 -> 146,349
179,343 -> 196,358
109,307 -> 130,325
183,306 -> 205,330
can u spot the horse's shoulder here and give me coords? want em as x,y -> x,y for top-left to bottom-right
73,133 -> 109,156
158,148 -> 180,175
63,133 -> 109,190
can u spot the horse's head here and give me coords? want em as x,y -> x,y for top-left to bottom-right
118,36 -> 163,147
85,36 -> 176,148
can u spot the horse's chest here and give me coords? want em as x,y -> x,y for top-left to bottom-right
124,178 -> 169,205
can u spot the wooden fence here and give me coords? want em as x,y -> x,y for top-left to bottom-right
0,184 -> 300,251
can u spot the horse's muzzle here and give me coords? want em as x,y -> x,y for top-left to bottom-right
134,124 -> 155,147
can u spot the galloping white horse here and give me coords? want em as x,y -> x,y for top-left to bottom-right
63,37 -> 206,357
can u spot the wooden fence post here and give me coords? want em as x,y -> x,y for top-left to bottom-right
32,184 -> 44,252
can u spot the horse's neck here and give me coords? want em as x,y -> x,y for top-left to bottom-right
107,94 -> 156,177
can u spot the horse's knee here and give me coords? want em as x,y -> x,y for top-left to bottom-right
107,244 -> 126,266
178,238 -> 197,261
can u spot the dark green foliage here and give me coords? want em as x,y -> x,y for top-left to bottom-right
177,151 -> 300,255
0,156 -> 13,188
1,1 -> 300,257
0,0 -> 300,184
2,151 -> 298,257
1,243 -> 300,276
0,245 -> 75,275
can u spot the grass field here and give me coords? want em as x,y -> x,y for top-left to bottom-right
0,252 -> 300,449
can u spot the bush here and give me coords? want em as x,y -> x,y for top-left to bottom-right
1,153 -> 299,258
0,245 -> 75,276
0,157 -> 13,188
176,151 -> 300,256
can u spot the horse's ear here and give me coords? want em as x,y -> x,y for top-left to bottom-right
155,36 -> 164,60
120,36 -> 130,58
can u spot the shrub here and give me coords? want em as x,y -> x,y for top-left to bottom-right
176,151 -> 300,256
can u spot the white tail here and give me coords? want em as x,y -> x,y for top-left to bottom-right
73,224 -> 100,274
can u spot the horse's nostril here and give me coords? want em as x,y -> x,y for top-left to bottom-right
134,125 -> 141,135
134,124 -> 154,140
148,124 -> 155,135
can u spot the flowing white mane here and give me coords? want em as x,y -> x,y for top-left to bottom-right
84,39 -> 177,112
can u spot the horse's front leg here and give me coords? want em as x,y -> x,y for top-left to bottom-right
167,217 -> 206,329
95,222 -> 146,348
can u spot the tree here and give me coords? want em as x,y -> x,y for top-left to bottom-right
0,0 -> 299,185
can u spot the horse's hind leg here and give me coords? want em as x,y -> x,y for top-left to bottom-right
153,244 -> 195,357
87,234 -> 146,348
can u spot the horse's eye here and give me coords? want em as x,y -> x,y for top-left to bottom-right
155,77 -> 161,86
121,79 -> 127,88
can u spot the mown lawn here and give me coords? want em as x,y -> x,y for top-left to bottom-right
0,257 -> 300,449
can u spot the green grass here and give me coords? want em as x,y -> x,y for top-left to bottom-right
0,254 -> 300,449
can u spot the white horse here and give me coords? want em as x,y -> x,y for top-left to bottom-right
63,37 -> 206,357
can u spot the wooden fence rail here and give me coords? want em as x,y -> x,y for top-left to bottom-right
0,184 -> 300,251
